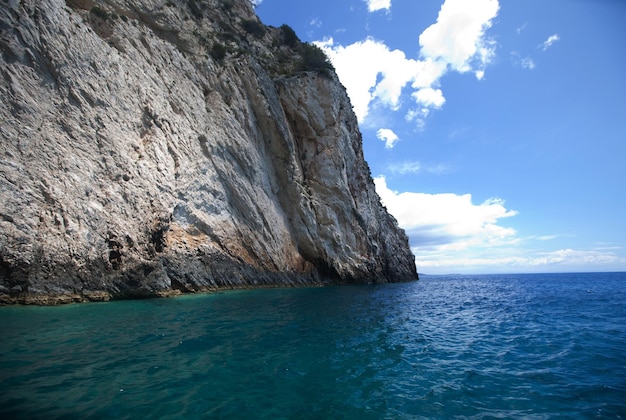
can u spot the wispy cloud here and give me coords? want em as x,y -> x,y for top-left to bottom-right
388,161 -> 422,174
414,248 -> 626,274
521,56 -> 535,70
316,0 -> 500,125
535,235 -> 557,241
541,34 -> 560,51
387,161 -> 451,175
516,22 -> 528,35
365,0 -> 391,13
528,249 -> 621,266
376,128 -> 399,149
511,51 -> 535,70
309,17 -> 322,28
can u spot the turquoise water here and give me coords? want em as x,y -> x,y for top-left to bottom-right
1,273 -> 625,418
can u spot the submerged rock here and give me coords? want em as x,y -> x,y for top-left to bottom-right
0,0 -> 417,304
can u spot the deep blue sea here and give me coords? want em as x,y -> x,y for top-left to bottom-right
1,272 -> 625,419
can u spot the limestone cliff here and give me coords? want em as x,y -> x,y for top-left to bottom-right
0,0 -> 417,304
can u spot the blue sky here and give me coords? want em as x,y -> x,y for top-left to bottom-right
254,0 -> 626,274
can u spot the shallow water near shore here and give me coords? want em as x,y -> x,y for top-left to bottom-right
1,272 -> 625,418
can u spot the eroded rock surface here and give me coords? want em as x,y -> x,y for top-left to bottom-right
0,0 -> 417,304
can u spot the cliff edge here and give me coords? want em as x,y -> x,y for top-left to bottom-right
0,0 -> 417,304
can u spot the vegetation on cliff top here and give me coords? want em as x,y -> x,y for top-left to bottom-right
80,0 -> 334,79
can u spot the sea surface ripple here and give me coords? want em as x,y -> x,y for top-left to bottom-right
1,272 -> 625,418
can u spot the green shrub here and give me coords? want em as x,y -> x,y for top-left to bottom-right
220,30 -> 238,44
210,43 -> 227,61
187,0 -> 203,19
300,43 -> 334,73
90,6 -> 109,20
241,19 -> 266,38
280,24 -> 299,48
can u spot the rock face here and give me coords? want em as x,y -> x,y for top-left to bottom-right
0,0 -> 417,304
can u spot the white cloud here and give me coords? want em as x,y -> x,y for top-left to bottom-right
376,128 -> 399,149
316,37 -> 423,121
316,0 -> 500,125
419,0 -> 499,75
374,176 -> 626,273
365,0 -> 391,13
541,34 -> 560,51
313,38 -> 377,121
374,176 -> 517,249
412,87 -> 445,108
